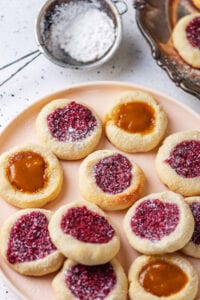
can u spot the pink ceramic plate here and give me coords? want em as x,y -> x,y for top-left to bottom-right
0,82 -> 199,300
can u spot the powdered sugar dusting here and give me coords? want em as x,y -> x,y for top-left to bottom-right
7,211 -> 56,264
65,262 -> 116,299
131,199 -> 180,241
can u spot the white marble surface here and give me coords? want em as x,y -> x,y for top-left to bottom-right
0,0 -> 199,299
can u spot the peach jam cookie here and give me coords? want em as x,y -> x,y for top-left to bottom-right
192,0 -> 200,9
36,99 -> 102,160
128,254 -> 198,300
182,197 -> 200,258
123,191 -> 194,255
49,201 -> 120,265
0,209 -> 64,276
172,13 -> 200,68
155,130 -> 200,196
79,150 -> 145,211
104,90 -> 168,153
0,143 -> 63,208
52,258 -> 128,300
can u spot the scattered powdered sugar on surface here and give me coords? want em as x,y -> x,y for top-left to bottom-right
44,1 -> 116,62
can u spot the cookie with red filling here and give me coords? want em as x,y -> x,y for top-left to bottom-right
155,130 -> 200,196
104,90 -> 168,153
0,143 -> 63,208
172,14 -> 200,68
49,201 -> 120,265
79,150 -> 145,211
0,209 -> 64,276
52,258 -> 128,300
123,191 -> 194,255
128,254 -> 198,300
36,99 -> 102,160
182,197 -> 200,258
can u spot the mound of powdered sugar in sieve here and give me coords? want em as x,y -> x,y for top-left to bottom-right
47,1 -> 116,63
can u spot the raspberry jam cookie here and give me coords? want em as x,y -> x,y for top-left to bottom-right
0,209 -> 64,276
172,13 -> 200,68
128,254 -> 198,300
52,258 -> 128,300
104,90 -> 168,153
155,130 -> 200,196
123,191 -> 194,255
36,99 -> 102,160
79,150 -> 145,211
182,197 -> 200,258
49,201 -> 120,265
0,144 -> 63,208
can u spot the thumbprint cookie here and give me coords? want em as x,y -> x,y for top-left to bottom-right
192,0 -> 200,9
104,90 -> 168,153
0,144 -> 63,208
182,197 -> 200,258
48,201 -> 120,265
123,191 -> 194,255
155,130 -> 200,196
36,99 -> 102,160
128,254 -> 198,300
172,14 -> 200,68
0,209 -> 64,276
79,150 -> 145,211
52,258 -> 128,300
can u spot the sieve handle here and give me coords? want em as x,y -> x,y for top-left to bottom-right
112,0 -> 128,15
0,50 -> 41,87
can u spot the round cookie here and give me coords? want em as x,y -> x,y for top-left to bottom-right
0,143 -> 63,208
128,254 -> 198,300
52,258 -> 128,300
182,197 -> 200,258
0,209 -> 64,276
49,201 -> 120,265
123,191 -> 194,255
155,130 -> 200,196
192,0 -> 200,9
79,150 -> 145,211
172,13 -> 200,68
104,90 -> 168,153
36,99 -> 102,160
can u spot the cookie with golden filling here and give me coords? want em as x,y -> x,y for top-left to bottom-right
36,99 -> 102,160
104,90 -> 168,153
49,201 -> 120,265
182,196 -> 200,258
128,254 -> 198,300
172,13 -> 200,68
155,130 -> 200,196
79,150 -> 145,211
52,258 -> 128,300
123,191 -> 194,255
192,0 -> 200,9
0,209 -> 64,276
0,144 -> 63,208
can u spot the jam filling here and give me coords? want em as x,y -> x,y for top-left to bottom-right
61,206 -> 115,243
186,16 -> 200,49
165,140 -> 200,178
65,262 -> 116,300
131,199 -> 179,241
47,101 -> 97,142
7,151 -> 47,193
107,101 -> 155,134
139,259 -> 188,297
189,202 -> 200,245
7,211 -> 56,264
93,153 -> 132,194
